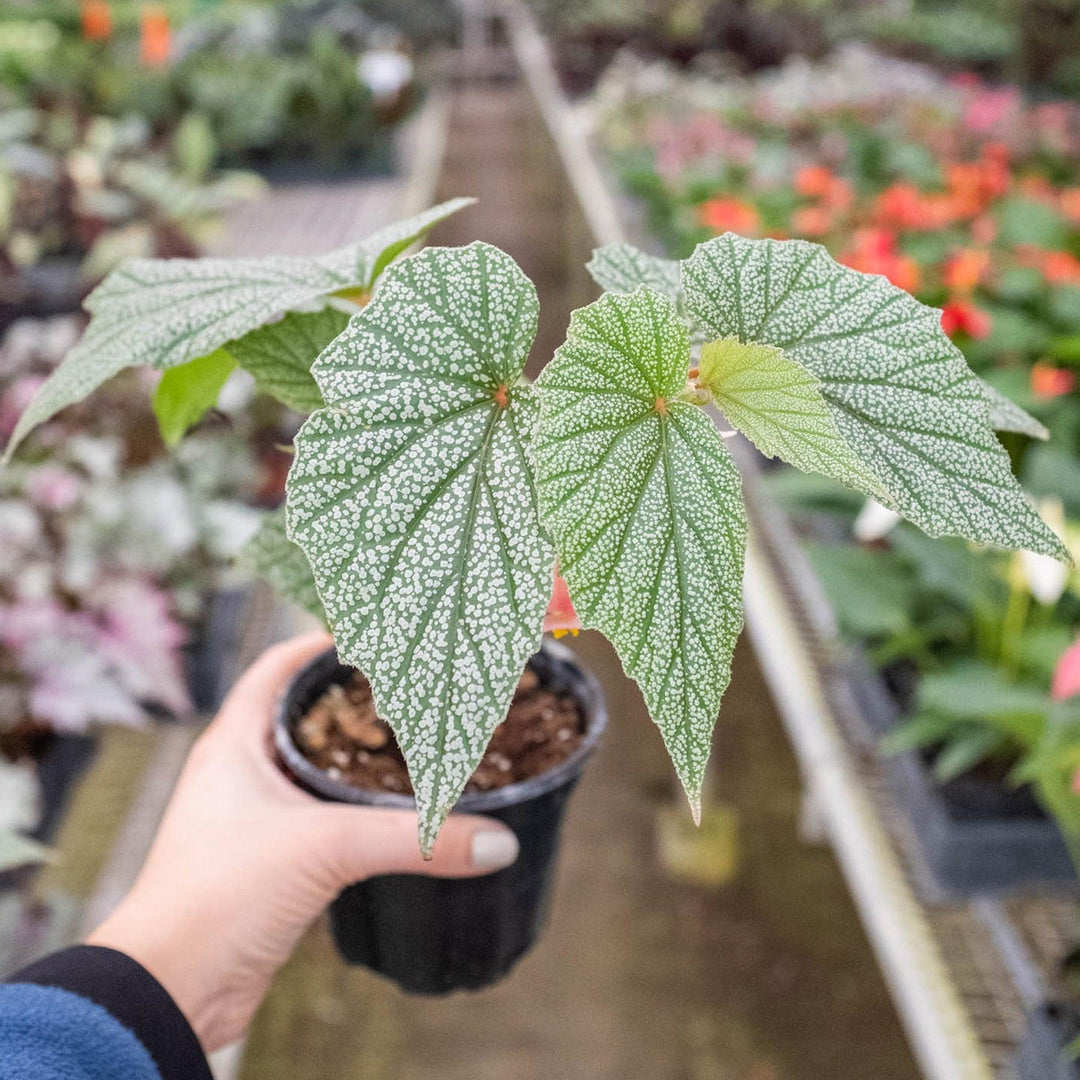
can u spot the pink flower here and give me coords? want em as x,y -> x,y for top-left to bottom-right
963,86 -> 1020,134
1055,639 -> 1080,702
544,573 -> 581,639
26,465 -> 81,511
0,375 -> 45,441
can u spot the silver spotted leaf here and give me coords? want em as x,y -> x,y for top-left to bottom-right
533,286 -> 747,820
683,234 -> 1068,561
228,306 -> 352,414
243,507 -> 325,623
3,198 -> 473,461
587,243 -> 682,303
287,243 -> 554,853
978,378 -> 1049,440
697,336 -> 885,495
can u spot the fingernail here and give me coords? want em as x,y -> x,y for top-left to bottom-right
471,828 -> 519,870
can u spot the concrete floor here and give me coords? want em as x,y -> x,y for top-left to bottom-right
237,82 -> 919,1080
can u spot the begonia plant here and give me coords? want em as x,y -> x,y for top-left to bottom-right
4,199 -> 1070,852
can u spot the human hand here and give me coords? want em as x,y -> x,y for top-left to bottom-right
86,632 -> 519,1051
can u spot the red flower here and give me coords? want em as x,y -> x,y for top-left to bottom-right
940,301 -> 991,339
1031,361 -> 1076,399
698,198 -> 760,235
875,183 -> 925,229
839,229 -> 922,293
140,5 -> 172,67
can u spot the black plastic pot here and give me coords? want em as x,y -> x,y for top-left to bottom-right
847,659 -> 1077,897
1016,1005 -> 1080,1080
274,640 -> 606,994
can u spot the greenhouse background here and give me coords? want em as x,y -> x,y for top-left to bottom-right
1,1 -> 1079,1078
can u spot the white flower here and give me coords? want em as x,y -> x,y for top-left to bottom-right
853,499 -> 901,543
357,49 -> 413,100
215,368 -> 256,415
1018,499 -> 1072,605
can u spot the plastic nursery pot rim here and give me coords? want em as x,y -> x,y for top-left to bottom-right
273,639 -> 608,814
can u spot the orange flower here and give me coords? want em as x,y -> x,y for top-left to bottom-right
944,249 -> 990,294
1031,361 -> 1076,399
1040,250 -> 1080,284
795,165 -> 835,199
1015,246 -> 1080,284
80,0 -> 112,40
940,301 -> 991,339
791,205 -> 833,237
795,165 -> 852,213
1060,188 -> 1080,225
698,197 -> 760,235
822,177 -> 854,212
140,5 -> 172,67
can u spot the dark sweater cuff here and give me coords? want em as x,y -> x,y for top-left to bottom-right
8,945 -> 212,1080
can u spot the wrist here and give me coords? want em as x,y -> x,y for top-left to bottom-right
86,895 -> 221,1051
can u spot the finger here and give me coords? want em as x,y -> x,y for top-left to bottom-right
310,806 -> 519,883
213,631 -> 334,740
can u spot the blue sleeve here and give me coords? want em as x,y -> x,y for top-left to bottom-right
0,983 -> 161,1080
2,947 -> 211,1080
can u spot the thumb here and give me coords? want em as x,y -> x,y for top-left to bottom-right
306,806 -> 520,885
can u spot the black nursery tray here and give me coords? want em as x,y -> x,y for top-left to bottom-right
1016,1006 -> 1080,1080
845,661 -> 1078,899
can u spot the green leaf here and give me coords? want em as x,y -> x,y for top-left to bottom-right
586,243 -> 682,303
287,243 -> 554,854
881,712 -> 959,756
243,508 -> 325,623
533,286 -> 747,820
152,348 -> 236,447
978,377 -> 1049,440
804,542 -> 915,638
682,234 -> 1068,562
931,726 -> 1003,782
918,661 -> 1049,733
887,526 -> 1001,610
698,336 -> 885,492
2,198 -> 474,462
228,306 -> 351,414
996,197 -> 1069,250
1023,444 -> 1080,518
